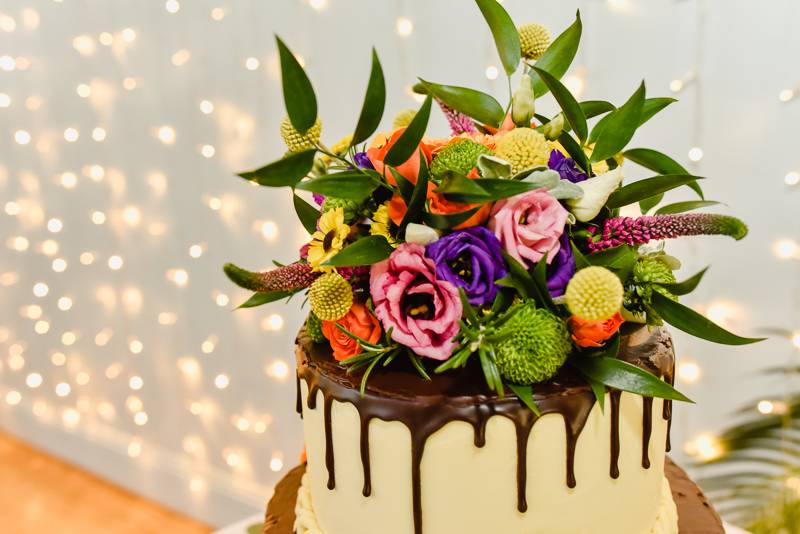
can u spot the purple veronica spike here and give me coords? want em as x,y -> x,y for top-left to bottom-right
436,98 -> 478,135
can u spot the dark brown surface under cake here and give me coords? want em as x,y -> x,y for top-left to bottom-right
263,461 -> 725,534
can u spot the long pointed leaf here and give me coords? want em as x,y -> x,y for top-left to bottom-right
276,36 -> 317,132
651,292 -> 766,345
420,80 -> 504,127
293,194 -> 319,234
573,356 -> 693,402
384,94 -> 432,166
475,0 -> 521,76
296,172 -> 378,200
507,383 -> 541,416
324,235 -> 394,267
530,11 -> 582,98
660,267 -> 708,296
590,82 -> 646,163
399,153 -> 429,233
351,48 -> 386,145
606,174 -> 705,209
237,149 -> 316,187
534,66 -> 587,142
655,200 -> 721,215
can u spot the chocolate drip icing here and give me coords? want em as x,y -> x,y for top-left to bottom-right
642,397 -> 653,469
296,325 -> 674,534
609,391 -> 622,479
295,374 -> 302,417
663,363 -> 675,452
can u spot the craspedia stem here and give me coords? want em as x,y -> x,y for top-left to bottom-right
223,262 -> 319,292
587,214 -> 748,252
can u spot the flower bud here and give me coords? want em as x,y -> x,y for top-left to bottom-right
405,223 -> 440,245
541,113 -> 565,141
511,75 -> 536,127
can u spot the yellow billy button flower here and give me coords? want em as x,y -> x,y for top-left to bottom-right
308,272 -> 353,321
494,127 -> 551,174
565,266 -> 624,321
307,207 -> 350,271
392,108 -> 418,130
280,116 -> 322,152
518,23 -> 551,61
369,203 -> 396,246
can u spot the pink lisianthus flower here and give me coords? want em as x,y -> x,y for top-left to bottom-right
489,188 -> 569,266
370,243 -> 462,360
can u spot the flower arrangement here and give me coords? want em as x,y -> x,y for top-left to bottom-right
225,1 -> 763,408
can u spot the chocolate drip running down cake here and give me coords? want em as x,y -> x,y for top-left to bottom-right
287,326 -> 702,534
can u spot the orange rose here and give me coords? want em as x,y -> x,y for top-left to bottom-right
367,129 -> 434,185
388,174 -> 491,230
568,312 -> 625,348
322,302 -> 382,361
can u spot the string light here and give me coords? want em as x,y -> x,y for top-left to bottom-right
157,125 -> 176,144
266,360 -> 290,380
215,293 -> 229,307
62,409 -> 81,428
171,49 -> 191,67
60,171 -> 78,188
791,332 -> 800,350
214,374 -> 230,389
773,239 -> 798,260
757,400 -> 774,415
55,382 -> 71,397
61,331 -> 77,346
14,130 -> 31,145
688,146 -> 704,162
685,433 -> 723,461
484,65 -> 499,81
201,144 -> 216,158
72,35 -> 96,56
0,55 -> 16,71
51,352 -> 67,366
92,127 -> 107,141
108,255 -> 124,270
5,391 -> 22,406
199,100 -> 214,114
0,93 -> 10,107
129,376 -> 144,390
98,32 -> 113,46
779,88 -> 797,103
245,57 -> 260,71
309,0 -> 328,10
57,297 -> 73,311
210,7 -> 226,21
121,28 -> 136,43
26,373 -> 43,388
52,258 -> 67,272
785,171 -> 799,187
127,439 -> 142,458
165,0 -> 180,14
395,16 -> 414,37
261,313 -> 284,332
34,320 -> 50,334
123,77 -> 137,91
47,218 -> 63,233
33,282 -> 49,297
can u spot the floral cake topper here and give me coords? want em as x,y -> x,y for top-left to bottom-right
225,0 -> 763,410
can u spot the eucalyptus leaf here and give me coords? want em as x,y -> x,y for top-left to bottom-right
238,289 -> 299,309
660,267 -> 708,296
237,149 -> 316,187
590,82 -> 646,163
533,66 -> 588,142
384,94 -> 432,167
651,292 -> 766,345
530,11 -> 583,98
297,172 -> 378,200
477,154 -> 512,179
351,48 -> 386,146
507,383 -> 541,416
420,79 -> 504,127
655,200 -> 721,215
422,208 -> 480,229
475,0 -> 521,76
324,235 -> 394,267
276,36 -> 317,132
573,357 -> 693,402
293,193 -> 319,234
606,174 -> 705,209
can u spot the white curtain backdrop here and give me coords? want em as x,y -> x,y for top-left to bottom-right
1,0 -> 798,526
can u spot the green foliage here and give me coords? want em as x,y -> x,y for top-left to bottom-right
573,356 -> 693,402
399,153 -> 429,233
590,81 -> 646,163
475,0 -> 521,76
306,312 -> 326,343
533,66 -> 587,142
384,94 -> 432,167
296,172 -> 380,200
655,200 -> 721,215
606,174 -> 705,209
238,289 -> 300,309
293,194 -> 320,234
429,139 -> 494,180
237,149 -> 316,188
276,36 -> 317,132
324,235 -> 394,267
418,80 -> 505,127
351,48 -> 386,146
529,11 -> 583,98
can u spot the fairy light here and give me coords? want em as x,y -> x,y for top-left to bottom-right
785,171 -> 800,187
58,297 -> 73,311
757,400 -> 774,415
171,49 -> 191,67
165,0 -> 180,13
34,320 -> 50,334
214,374 -> 229,389
157,125 -> 176,145
61,331 -> 77,346
266,360 -> 290,380
33,282 -> 49,297
92,127 -> 107,141
168,269 -> 189,287
129,376 -> 144,390
563,73 -> 586,99
47,218 -> 63,233
8,353 -> 25,371
94,328 -> 113,346
105,363 -> 122,379
309,0 -> 328,10
133,411 -> 148,426
261,313 -> 284,332
774,239 -> 798,260
485,65 -> 499,81
688,146 -> 704,162
224,450 -> 241,467
123,77 -> 137,91
177,357 -> 200,379
210,7 -> 226,21
92,211 -> 106,224
97,402 -> 116,421
51,352 -> 67,367
26,373 -> 43,388
189,244 -> 204,258
126,396 -> 143,412
52,258 -> 67,273
21,9 -> 39,30
77,83 -> 91,98
55,382 -> 71,397
76,372 -> 90,386
98,32 -> 113,46
5,201 -> 20,215
14,130 -> 31,145
72,35 -> 96,56
200,100 -> 214,114
396,16 -> 414,37
791,332 -> 800,350
270,453 -> 284,472
189,477 -> 207,495
129,339 -> 144,354
685,433 -> 723,461
62,409 -> 80,428
0,13 -> 17,32
108,255 -> 124,270
60,171 -> 78,188
0,93 -> 10,107
215,293 -> 229,307
41,240 -> 59,256
245,57 -> 260,71
201,144 -> 216,158
127,439 -> 142,458
79,252 -> 95,265
23,305 -> 42,319
779,88 -> 796,103
122,206 -> 141,226
64,128 -> 79,143
121,28 -> 137,42
207,196 -> 222,210
0,55 -> 16,71
88,165 -> 105,181
158,312 -> 177,326
201,337 -> 216,354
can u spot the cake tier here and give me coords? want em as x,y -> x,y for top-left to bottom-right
295,326 -> 678,534
263,461 -> 725,534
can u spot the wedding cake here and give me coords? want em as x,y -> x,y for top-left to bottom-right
224,2 -> 762,532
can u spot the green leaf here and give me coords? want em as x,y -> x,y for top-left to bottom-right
408,353 -> 432,381
639,195 -> 663,214
351,48 -> 386,146
496,254 -> 537,299
573,357 -> 693,402
623,148 -> 688,175
297,172 -> 378,200
390,167 -> 414,203
571,242 -> 590,269
293,194 -> 319,234
533,66 -> 588,142
580,100 -> 616,119
650,292 -> 766,345
441,177 -> 548,204
606,174 -> 705,209
660,267 -> 708,296
237,290 -> 298,309
507,383 -> 541,416
324,235 -> 394,267
422,208 -> 480,229
639,97 -> 677,126
557,132 -> 591,175
237,149 -> 316,187
475,0 -> 521,76
532,258 -> 557,311
655,200 -> 721,215
587,377 -> 606,412
436,172 -> 491,203
400,153 -> 429,233
530,11 -> 583,98
585,245 -> 635,274
276,36 -> 317,132
420,80 -> 504,127
384,94 -> 432,167
590,81 -> 646,163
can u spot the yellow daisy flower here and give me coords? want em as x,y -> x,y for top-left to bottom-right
369,203 -> 396,246
307,208 -> 350,271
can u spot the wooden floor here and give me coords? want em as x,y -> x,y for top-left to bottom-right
0,431 -> 212,534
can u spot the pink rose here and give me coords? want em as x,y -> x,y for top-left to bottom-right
489,188 -> 568,266
370,243 -> 462,360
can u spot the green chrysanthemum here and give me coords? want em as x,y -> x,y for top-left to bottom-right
392,108 -> 417,130
306,312 -> 326,343
565,266 -> 624,321
280,116 -> 322,152
308,272 -> 353,321
322,196 -> 361,223
494,303 -> 572,385
429,139 -> 494,180
494,128 -> 551,174
624,255 -> 678,323
518,23 -> 551,61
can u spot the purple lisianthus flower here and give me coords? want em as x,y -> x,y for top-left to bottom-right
546,232 -> 576,297
549,150 -> 587,183
354,151 -> 375,170
426,227 -> 508,306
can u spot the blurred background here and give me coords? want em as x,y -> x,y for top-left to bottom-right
0,0 -> 798,531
